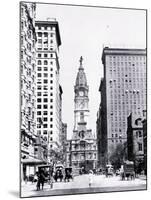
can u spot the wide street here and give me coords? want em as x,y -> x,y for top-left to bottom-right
21,174 -> 146,197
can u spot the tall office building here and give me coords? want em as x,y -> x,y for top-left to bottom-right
35,19 -> 62,162
20,2 -> 37,180
66,57 -> 97,173
97,47 -> 146,165
96,78 -> 107,167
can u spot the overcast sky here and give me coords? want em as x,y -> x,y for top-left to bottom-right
36,3 -> 146,139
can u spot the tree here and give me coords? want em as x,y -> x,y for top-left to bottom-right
49,147 -> 64,164
109,143 -> 127,169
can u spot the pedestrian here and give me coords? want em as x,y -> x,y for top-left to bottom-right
34,172 -> 38,183
49,175 -> 53,189
36,172 -> 40,191
39,170 -> 45,190
88,170 -> 93,187
105,167 -> 108,178
120,165 -> 125,180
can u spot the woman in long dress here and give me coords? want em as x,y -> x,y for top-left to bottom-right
88,170 -> 93,187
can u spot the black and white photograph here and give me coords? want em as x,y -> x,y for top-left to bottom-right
20,1 -> 147,198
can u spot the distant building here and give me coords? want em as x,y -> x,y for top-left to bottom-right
127,111 -> 146,160
97,47 -> 146,165
66,57 -> 97,173
35,19 -> 62,163
127,110 -> 146,172
96,78 -> 107,168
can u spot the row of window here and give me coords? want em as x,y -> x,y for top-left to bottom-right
111,84 -> 146,91
109,66 -> 146,72
37,60 -> 54,65
37,73 -> 53,78
37,67 -> 53,72
109,73 -> 146,79
37,47 -> 54,51
37,124 -> 53,128
108,61 -> 145,67
37,92 -> 53,96
37,80 -> 53,85
37,105 -> 53,109
111,133 -> 121,138
71,146 -> 96,150
37,130 -> 53,135
37,59 -> 53,65
37,53 -> 54,58
37,117 -> 53,122
110,99 -> 145,106
37,98 -> 53,103
111,139 -> 122,143
37,81 -> 52,85
109,80 -> 146,88
37,111 -> 53,115
109,72 -> 146,80
37,32 -> 54,37
36,26 -> 55,31
37,86 -> 53,90
72,154 -> 97,159
108,55 -> 146,61
37,39 -> 53,44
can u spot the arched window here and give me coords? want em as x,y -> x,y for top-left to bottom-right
44,60 -> 48,65
37,60 -> 41,65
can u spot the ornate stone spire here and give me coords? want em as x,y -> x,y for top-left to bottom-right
75,56 -> 87,87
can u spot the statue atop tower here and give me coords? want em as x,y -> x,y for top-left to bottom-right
79,56 -> 83,66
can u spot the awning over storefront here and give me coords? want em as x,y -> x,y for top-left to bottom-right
21,158 -> 47,165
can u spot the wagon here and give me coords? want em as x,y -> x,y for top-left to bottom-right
121,160 -> 135,180
64,167 -> 73,182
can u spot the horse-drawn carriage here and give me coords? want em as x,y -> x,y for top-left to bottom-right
37,164 -> 54,190
53,164 -> 64,182
105,164 -> 114,177
53,165 -> 73,182
64,167 -> 73,182
37,164 -> 74,184
120,160 -> 135,180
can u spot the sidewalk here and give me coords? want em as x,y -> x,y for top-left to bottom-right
21,175 -> 147,197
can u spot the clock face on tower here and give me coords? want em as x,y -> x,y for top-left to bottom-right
79,91 -> 84,96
